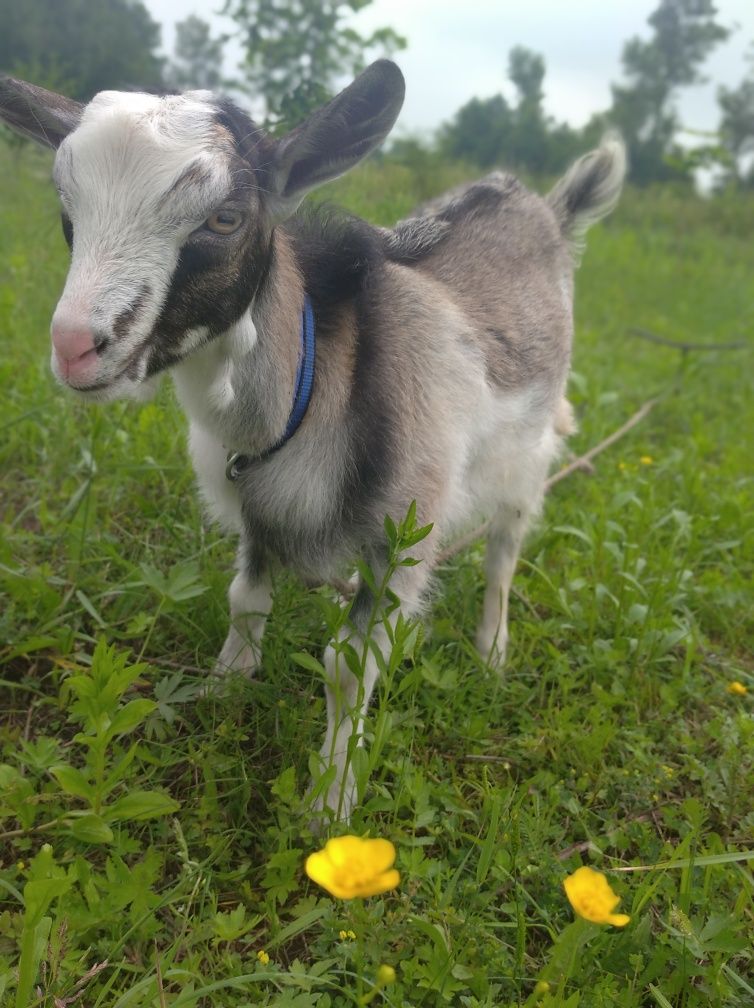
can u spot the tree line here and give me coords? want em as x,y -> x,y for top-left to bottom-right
1,0 -> 752,186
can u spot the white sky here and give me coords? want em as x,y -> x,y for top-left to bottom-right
145,0 -> 754,138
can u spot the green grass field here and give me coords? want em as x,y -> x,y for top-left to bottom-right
1,141 -> 752,1007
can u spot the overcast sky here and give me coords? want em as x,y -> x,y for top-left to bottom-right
145,0 -> 754,139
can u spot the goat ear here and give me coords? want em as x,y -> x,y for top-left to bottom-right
0,76 -> 83,148
268,60 -> 405,217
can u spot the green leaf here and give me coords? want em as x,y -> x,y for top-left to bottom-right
67,813 -> 114,844
23,877 -> 71,927
291,651 -> 327,676
6,634 -> 59,660
355,557 -> 378,595
212,903 -> 250,942
402,521 -> 434,548
108,698 -> 156,737
101,742 -> 141,797
75,588 -> 107,628
613,849 -> 754,872
103,789 -> 179,823
648,984 -> 674,1008
267,906 -> 329,949
140,559 -> 208,603
407,914 -> 449,953
50,763 -> 94,802
477,791 -> 504,885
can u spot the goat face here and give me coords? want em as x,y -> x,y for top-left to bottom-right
49,91 -> 275,402
0,65 -> 405,403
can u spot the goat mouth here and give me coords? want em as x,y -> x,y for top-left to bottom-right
67,355 -> 144,393
68,369 -> 128,393
71,377 -> 115,392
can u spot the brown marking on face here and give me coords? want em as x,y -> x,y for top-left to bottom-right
145,156 -> 274,376
112,283 -> 151,342
166,160 -> 216,198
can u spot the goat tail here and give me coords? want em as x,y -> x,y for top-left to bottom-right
547,133 -> 627,263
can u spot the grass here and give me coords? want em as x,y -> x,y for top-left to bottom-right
0,141 -> 753,1007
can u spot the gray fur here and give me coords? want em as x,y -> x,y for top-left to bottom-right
0,65 -> 626,822
546,132 -> 627,262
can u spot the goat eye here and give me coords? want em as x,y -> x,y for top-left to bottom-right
205,210 -> 244,235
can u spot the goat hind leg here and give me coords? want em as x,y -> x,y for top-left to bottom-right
476,505 -> 531,671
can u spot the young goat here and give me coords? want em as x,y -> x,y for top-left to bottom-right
0,63 -> 625,820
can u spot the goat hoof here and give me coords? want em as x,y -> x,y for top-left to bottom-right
307,774 -> 356,832
214,628 -> 260,680
475,628 -> 508,673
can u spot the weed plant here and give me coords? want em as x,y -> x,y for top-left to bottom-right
0,142 -> 752,1006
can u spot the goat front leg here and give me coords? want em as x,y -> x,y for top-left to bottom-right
476,504 -> 532,671
215,545 -> 272,677
311,559 -> 430,823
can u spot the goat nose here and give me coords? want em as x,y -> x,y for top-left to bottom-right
51,324 -> 96,363
51,324 -> 103,380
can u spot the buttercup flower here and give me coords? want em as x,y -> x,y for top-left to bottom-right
360,964 -> 398,1004
727,681 -> 748,696
376,965 -> 396,985
563,866 -> 630,926
639,455 -> 653,465
306,836 -> 400,899
257,949 -> 270,965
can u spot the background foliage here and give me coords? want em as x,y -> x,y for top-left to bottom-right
0,0 -> 164,99
2,0 -> 754,184
221,0 -> 406,125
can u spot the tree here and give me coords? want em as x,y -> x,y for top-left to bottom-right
718,45 -> 754,185
439,94 -> 513,169
439,46 -> 583,176
609,0 -> 729,183
166,15 -> 230,93
0,0 -> 164,100
223,0 -> 406,126
508,46 -> 549,173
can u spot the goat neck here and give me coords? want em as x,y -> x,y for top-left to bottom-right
171,228 -> 305,456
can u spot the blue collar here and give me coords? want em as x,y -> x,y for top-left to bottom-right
226,294 -> 316,481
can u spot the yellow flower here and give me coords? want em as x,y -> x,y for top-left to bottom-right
727,681 -> 748,696
306,836 -> 400,899
376,965 -> 396,985
639,455 -> 653,465
563,866 -> 630,926
257,949 -> 270,965
359,964 -> 397,1004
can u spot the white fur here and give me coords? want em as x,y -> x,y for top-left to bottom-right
50,91 -> 232,400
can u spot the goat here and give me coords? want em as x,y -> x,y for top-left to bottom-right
0,63 -> 625,821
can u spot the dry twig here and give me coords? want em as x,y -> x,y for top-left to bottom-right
628,327 -> 747,353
